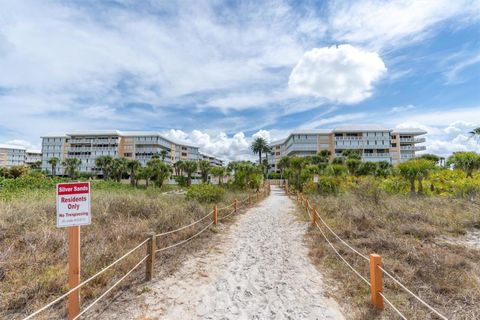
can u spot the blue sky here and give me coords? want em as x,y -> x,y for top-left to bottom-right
0,0 -> 479,160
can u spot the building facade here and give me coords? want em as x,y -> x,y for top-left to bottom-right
0,144 -> 27,168
200,152 -> 224,167
268,125 -> 426,172
40,130 -> 224,175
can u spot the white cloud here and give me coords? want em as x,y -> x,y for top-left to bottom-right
252,130 -> 272,142
396,120 -> 480,157
390,105 -> 415,113
288,45 -> 386,104
2,139 -> 40,151
328,0 -> 479,50
300,113 -> 368,129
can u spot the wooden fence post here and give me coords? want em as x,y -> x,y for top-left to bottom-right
68,226 -> 80,320
213,205 -> 218,225
369,254 -> 384,309
234,198 -> 238,212
248,194 -> 251,206
145,233 -> 155,281
256,191 -> 259,201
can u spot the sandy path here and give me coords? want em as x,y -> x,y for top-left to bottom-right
99,186 -> 344,319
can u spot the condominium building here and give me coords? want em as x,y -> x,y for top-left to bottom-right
200,152 -> 224,167
40,130 -> 224,175
0,144 -> 26,168
268,125 -> 426,172
25,150 -> 42,166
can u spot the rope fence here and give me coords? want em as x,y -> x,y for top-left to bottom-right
22,183 -> 271,320
291,189 -> 448,320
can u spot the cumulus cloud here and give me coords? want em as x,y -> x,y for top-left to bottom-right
396,120 -> 480,157
164,129 -> 255,161
288,45 -> 386,104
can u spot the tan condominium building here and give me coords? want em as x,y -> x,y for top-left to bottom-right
41,130 -> 222,175
0,144 -> 42,168
268,125 -> 426,172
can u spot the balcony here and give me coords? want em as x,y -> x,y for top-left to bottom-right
401,154 -> 415,159
363,153 -> 391,158
400,137 -> 426,143
401,146 -> 426,151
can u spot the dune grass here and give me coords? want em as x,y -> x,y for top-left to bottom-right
0,184 -> 251,319
301,180 -> 480,319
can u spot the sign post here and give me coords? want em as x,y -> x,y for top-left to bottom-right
56,182 -> 91,320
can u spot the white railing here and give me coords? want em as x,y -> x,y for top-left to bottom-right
400,146 -> 426,151
363,153 -> 391,158
400,137 -> 425,143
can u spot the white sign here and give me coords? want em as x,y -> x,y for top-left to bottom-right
313,175 -> 319,183
56,182 -> 91,228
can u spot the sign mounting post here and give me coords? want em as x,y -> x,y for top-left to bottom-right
56,181 -> 91,320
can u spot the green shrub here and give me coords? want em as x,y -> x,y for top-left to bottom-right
174,175 -> 188,187
316,176 -> 341,195
186,183 -> 226,203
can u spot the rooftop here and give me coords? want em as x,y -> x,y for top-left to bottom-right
0,144 -> 26,150
333,124 -> 390,132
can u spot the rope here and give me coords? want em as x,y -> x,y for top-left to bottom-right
155,211 -> 212,237
72,255 -> 149,319
314,221 -> 370,286
22,238 -> 149,320
379,266 -> 448,320
219,209 -> 236,222
155,221 -> 213,253
217,203 -> 233,211
379,292 -> 408,320
313,210 -> 369,261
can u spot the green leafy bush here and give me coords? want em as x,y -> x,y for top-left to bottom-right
186,183 -> 226,203
316,176 -> 342,195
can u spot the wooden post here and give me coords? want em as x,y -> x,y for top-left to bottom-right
248,194 -> 251,206
68,226 -> 80,320
145,233 -> 155,281
256,191 -> 259,201
234,198 -> 238,212
369,254 -> 384,309
306,199 -> 310,215
213,205 -> 218,225
312,209 -> 318,226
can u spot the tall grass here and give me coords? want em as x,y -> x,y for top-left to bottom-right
0,185 -> 250,319
303,179 -> 480,319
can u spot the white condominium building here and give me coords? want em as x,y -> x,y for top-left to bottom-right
269,125 -> 426,172
41,130 -> 206,175
200,152 -> 224,167
0,144 -> 27,168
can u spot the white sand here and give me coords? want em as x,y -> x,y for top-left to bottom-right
98,186 -> 344,319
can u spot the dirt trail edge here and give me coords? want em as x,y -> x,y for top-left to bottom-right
99,186 -> 344,319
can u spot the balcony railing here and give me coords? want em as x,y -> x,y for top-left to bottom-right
362,153 -> 391,158
400,137 -> 426,143
400,146 -> 426,151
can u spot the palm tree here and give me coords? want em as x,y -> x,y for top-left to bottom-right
180,160 -> 198,186
198,160 -> 211,183
263,145 -> 273,177
110,158 -> 128,182
447,152 -> 480,178
251,137 -> 268,166
62,158 -> 81,179
277,156 -> 291,180
398,159 -> 435,195
95,155 -> 113,180
210,166 -> 226,185
174,160 -> 184,176
469,127 -> 480,140
147,158 -> 171,188
138,166 -> 153,187
160,149 -> 168,161
48,157 -> 60,177
127,159 -> 141,186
